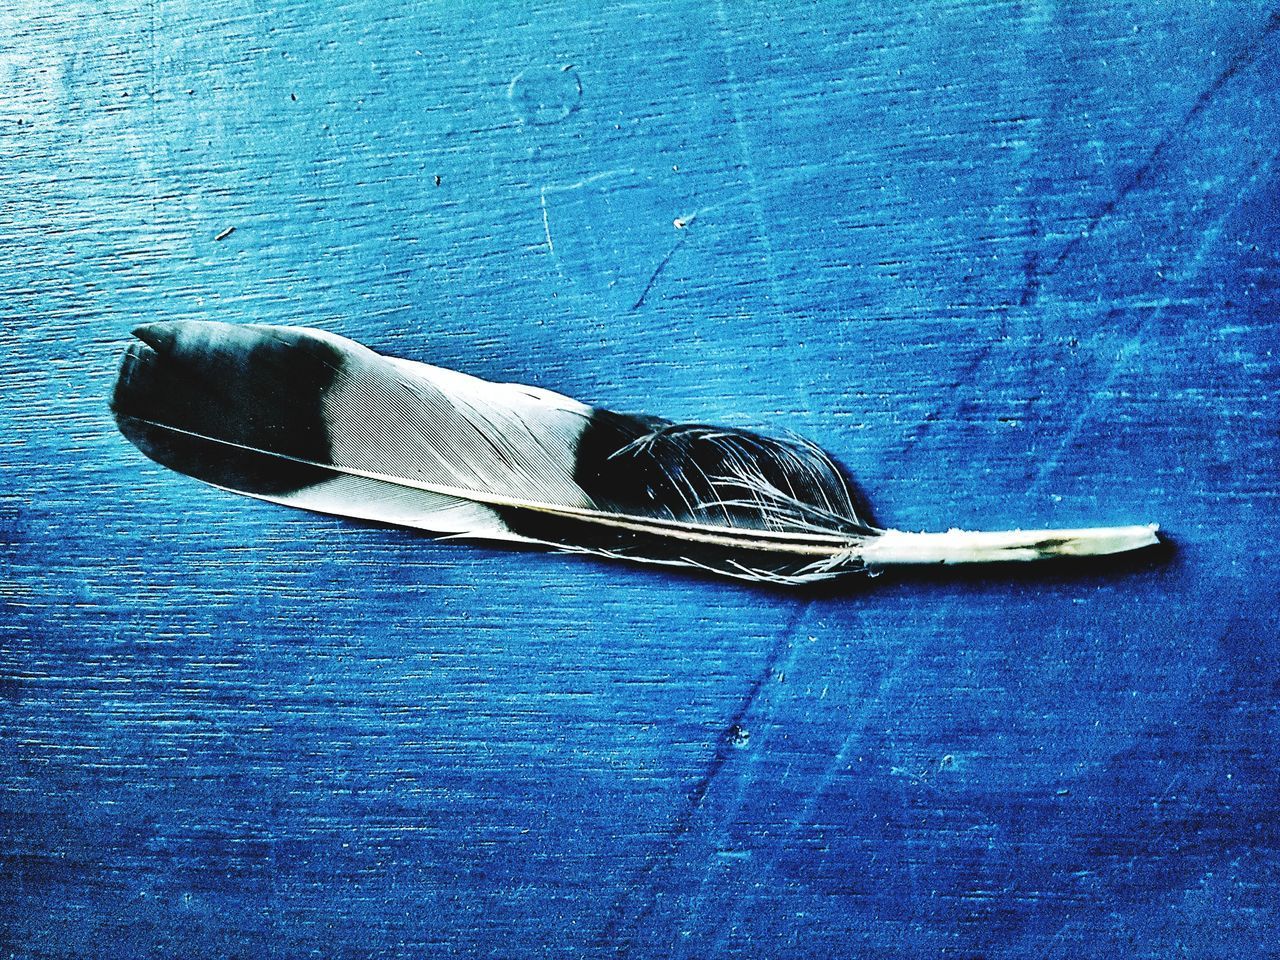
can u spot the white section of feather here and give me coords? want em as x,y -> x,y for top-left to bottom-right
232,473 -> 530,543
283,326 -> 599,510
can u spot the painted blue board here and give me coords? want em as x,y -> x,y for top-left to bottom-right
3,1 -> 1278,956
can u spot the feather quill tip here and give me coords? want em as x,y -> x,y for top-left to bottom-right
858,523 -> 1160,566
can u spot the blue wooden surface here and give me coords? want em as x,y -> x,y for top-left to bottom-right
3,1 -> 1279,956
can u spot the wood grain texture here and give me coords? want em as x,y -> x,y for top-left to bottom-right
3,1 -> 1278,956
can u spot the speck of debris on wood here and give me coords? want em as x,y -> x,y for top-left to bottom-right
726,724 -> 750,749
291,93 -> 297,101
434,175 -> 442,186
214,226 -> 236,242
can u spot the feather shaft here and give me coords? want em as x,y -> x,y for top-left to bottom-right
117,413 -> 856,555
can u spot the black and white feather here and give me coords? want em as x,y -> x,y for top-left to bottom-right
112,321 -> 1158,584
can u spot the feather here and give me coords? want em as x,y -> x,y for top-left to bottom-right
111,321 -> 1159,584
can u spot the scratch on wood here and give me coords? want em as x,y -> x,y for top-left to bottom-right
597,604 -> 807,952
630,233 -> 686,311
539,169 -> 633,257
703,647 -> 913,955
710,0 -> 811,413
539,188 -> 554,254
1046,9 -> 1280,275
906,8 -> 1280,450
1026,143 -> 1278,496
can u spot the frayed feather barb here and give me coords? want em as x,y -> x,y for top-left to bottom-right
111,321 -> 1159,584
